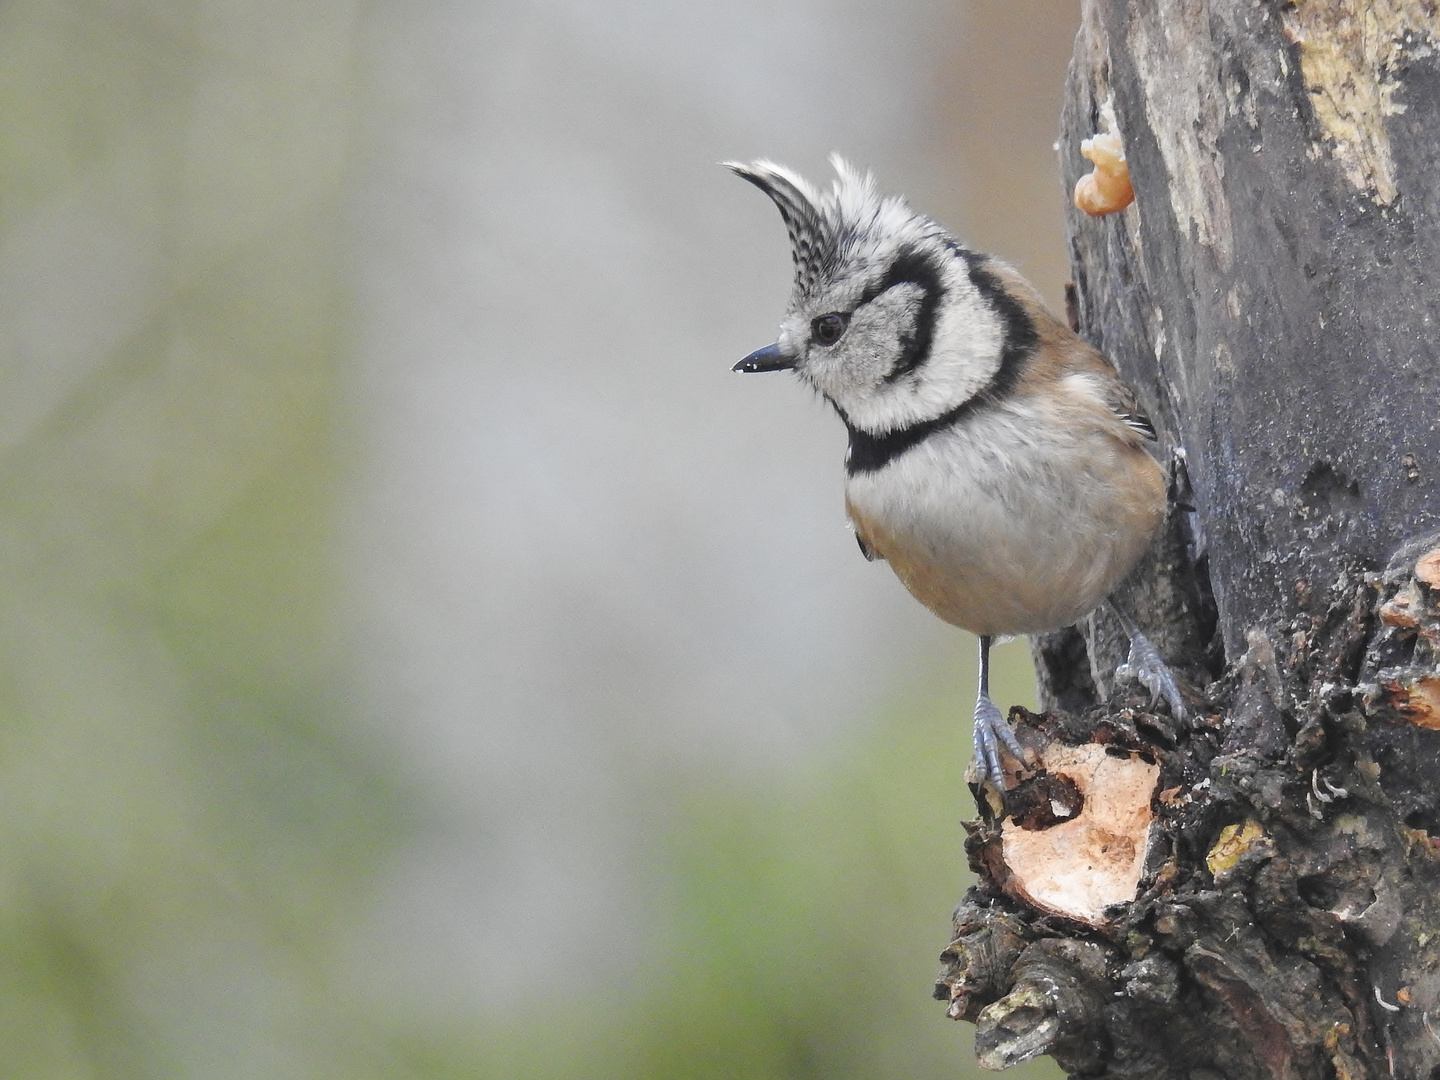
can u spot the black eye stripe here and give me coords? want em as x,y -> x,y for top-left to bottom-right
858,249 -> 938,308
873,249 -> 945,384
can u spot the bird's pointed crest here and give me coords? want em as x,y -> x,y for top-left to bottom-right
724,156 -> 890,298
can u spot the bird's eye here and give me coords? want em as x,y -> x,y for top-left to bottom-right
811,312 -> 849,346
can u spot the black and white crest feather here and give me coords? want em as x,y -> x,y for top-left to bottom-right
724,161 -> 833,296
723,156 -> 912,301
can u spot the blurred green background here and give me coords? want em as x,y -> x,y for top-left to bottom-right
0,1 -> 1072,1076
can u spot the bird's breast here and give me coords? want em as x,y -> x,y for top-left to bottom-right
844,410 -> 1165,637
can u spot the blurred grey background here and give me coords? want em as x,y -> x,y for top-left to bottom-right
1,0 -> 1076,1076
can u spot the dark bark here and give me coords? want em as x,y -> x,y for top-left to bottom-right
937,3 -> 1440,1077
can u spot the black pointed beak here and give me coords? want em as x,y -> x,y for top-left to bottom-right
733,342 -> 795,373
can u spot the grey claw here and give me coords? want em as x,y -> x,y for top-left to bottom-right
1115,631 -> 1186,720
973,692 -> 1023,793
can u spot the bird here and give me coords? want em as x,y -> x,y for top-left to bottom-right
725,155 -> 1182,795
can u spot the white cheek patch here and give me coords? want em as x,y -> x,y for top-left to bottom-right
833,271 -> 1004,434
797,286 -> 916,412
846,284 -> 924,377
910,284 -> 1004,412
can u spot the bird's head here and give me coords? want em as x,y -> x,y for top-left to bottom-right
727,156 -> 1013,437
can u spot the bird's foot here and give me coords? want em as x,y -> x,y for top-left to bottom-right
1115,631 -> 1186,720
973,691 -> 1025,795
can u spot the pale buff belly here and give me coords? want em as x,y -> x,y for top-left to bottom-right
845,430 -> 1166,638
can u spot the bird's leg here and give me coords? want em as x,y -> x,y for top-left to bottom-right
1109,602 -> 1186,720
973,634 -> 1025,793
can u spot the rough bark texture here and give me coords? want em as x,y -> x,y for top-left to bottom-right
937,3 -> 1440,1077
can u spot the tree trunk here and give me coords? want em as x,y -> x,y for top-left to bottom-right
935,3 -> 1440,1077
